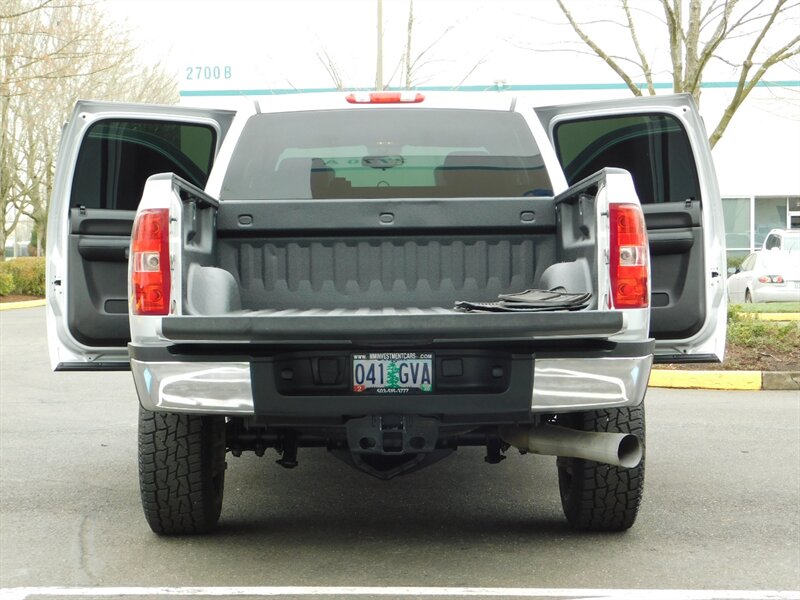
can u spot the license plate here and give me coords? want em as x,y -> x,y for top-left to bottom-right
352,352 -> 433,394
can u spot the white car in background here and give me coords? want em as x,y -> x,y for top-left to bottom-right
728,249 -> 800,303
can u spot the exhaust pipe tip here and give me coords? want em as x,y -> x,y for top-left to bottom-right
499,425 -> 643,469
616,433 -> 642,469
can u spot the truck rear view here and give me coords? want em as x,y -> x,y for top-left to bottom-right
47,92 -> 726,536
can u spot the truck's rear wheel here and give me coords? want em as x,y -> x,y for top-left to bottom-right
138,407 -> 226,535
556,405 -> 645,531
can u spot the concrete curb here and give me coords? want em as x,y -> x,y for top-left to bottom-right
0,299 -> 46,311
650,369 -> 800,390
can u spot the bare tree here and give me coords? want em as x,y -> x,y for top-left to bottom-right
316,48 -> 345,91
1,0 -> 178,258
317,0 -> 485,91
540,0 -> 799,147
388,0 -> 467,89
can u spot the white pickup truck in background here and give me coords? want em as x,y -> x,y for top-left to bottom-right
46,91 -> 727,534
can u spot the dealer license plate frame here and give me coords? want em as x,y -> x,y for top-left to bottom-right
352,352 -> 434,394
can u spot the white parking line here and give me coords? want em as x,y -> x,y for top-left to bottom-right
0,588 -> 798,600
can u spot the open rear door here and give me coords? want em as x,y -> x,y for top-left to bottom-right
536,94 -> 726,362
46,101 -> 235,370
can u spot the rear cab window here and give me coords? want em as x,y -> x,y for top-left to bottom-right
220,109 -> 552,200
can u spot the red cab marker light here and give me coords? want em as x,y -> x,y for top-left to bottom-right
345,92 -> 425,104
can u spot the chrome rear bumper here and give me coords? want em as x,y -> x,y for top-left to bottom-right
131,354 -> 652,416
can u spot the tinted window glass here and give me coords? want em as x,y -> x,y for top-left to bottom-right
221,109 -> 552,200
765,235 -> 778,250
71,120 -> 216,211
554,114 -> 700,205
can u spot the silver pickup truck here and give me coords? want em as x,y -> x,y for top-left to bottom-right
46,91 -> 726,535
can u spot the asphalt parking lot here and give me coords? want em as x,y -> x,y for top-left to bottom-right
1,307 -> 798,599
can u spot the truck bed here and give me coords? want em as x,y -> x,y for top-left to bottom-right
177,194 -> 603,338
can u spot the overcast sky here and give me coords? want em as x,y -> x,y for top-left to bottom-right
95,0 -> 799,196
100,0 -> 800,94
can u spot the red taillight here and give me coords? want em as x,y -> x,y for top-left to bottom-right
131,208 -> 171,315
345,91 -> 425,104
609,203 -> 649,308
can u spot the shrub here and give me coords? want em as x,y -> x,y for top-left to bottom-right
727,303 -> 743,322
0,257 -> 46,296
0,271 -> 14,296
727,254 -> 746,273
727,309 -> 799,352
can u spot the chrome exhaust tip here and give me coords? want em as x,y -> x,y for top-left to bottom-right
499,424 -> 642,468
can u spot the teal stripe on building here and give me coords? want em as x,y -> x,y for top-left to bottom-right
180,80 -> 800,97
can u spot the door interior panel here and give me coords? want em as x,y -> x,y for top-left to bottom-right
68,208 -> 134,346
644,200 -> 705,338
66,118 -> 218,349
645,202 -> 705,338
76,235 -> 130,262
